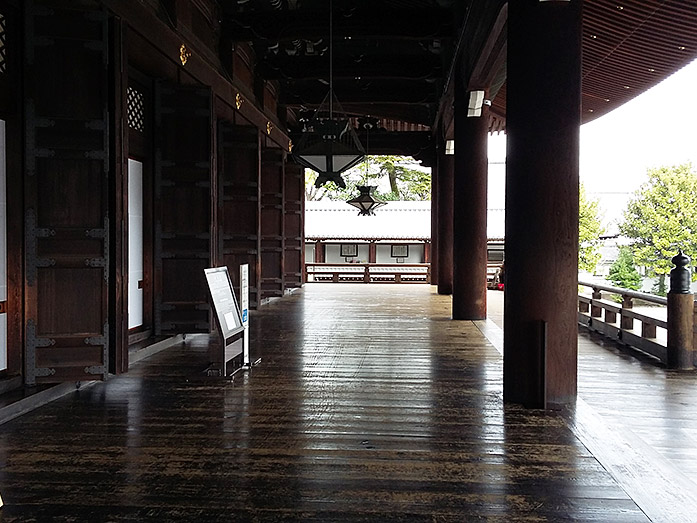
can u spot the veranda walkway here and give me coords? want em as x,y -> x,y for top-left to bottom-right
0,285 -> 695,521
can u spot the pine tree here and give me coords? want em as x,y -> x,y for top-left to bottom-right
607,246 -> 642,290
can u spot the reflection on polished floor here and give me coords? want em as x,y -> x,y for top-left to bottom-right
0,284 -> 695,521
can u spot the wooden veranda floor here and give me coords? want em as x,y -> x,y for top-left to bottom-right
0,285 -> 695,521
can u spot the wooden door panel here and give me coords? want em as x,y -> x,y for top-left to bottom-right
37,268 -> 103,334
36,160 -> 105,227
160,186 -> 209,234
260,150 -> 284,299
161,258 -> 210,302
218,123 -> 260,308
284,163 -> 304,288
24,1 -> 110,385
154,83 -> 212,335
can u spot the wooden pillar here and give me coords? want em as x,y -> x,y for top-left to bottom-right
668,293 -> 694,369
315,240 -> 325,263
452,82 -> 488,320
436,147 -> 454,295
667,251 -> 694,369
368,242 -> 377,263
503,0 -> 582,407
110,17 -> 128,373
431,162 -> 439,286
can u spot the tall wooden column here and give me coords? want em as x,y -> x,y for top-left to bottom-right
452,84 -> 488,320
430,161 -> 439,286
504,0 -> 582,407
436,147 -> 454,295
314,241 -> 325,263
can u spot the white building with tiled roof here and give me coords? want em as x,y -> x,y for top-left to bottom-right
305,201 -> 432,241
304,201 -> 505,264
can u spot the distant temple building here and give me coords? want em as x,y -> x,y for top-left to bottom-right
305,201 -> 505,264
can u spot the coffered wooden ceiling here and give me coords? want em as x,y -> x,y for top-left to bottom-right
220,0 -> 697,137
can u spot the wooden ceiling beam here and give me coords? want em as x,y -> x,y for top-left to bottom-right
222,8 -> 454,42
279,84 -> 438,105
257,56 -> 443,82
286,103 -> 435,127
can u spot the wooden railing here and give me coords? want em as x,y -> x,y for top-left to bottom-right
578,280 -> 676,363
305,263 -> 430,284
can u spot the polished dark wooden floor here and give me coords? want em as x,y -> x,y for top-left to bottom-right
1,284 -> 692,521
486,290 -> 697,522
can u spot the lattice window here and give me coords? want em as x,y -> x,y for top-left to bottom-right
0,13 -> 7,74
127,86 -> 145,132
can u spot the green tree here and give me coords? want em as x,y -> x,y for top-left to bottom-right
304,155 -> 430,201
620,163 -> 697,295
607,246 -> 642,290
579,184 -> 605,274
373,156 -> 431,200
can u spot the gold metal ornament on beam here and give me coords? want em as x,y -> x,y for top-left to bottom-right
267,121 -> 273,135
235,93 -> 243,110
179,44 -> 191,66
288,140 -> 293,153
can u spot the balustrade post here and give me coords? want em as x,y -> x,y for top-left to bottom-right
605,309 -> 617,324
621,295 -> 634,330
667,250 -> 694,369
363,264 -> 370,283
693,300 -> 697,367
578,299 -> 589,313
591,289 -> 602,317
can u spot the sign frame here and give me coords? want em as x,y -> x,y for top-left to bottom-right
240,264 -> 250,366
204,267 -> 244,374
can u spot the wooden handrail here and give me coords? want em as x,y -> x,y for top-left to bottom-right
306,263 -> 429,268
577,281 -> 696,367
578,280 -> 668,305
305,262 -> 430,284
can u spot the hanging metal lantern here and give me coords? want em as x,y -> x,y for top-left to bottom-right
347,185 -> 386,216
291,1 -> 364,188
293,91 -> 365,188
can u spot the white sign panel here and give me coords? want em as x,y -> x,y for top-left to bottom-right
240,264 -> 250,365
240,264 -> 249,326
204,267 -> 243,341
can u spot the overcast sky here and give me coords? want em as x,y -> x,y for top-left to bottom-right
487,58 -> 697,229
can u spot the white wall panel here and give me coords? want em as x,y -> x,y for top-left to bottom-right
128,159 -> 144,329
376,243 -> 424,264
0,120 -> 7,370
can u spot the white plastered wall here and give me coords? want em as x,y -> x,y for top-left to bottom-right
128,159 -> 144,329
0,120 -> 7,370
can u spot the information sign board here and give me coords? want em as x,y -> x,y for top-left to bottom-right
204,267 -> 244,343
